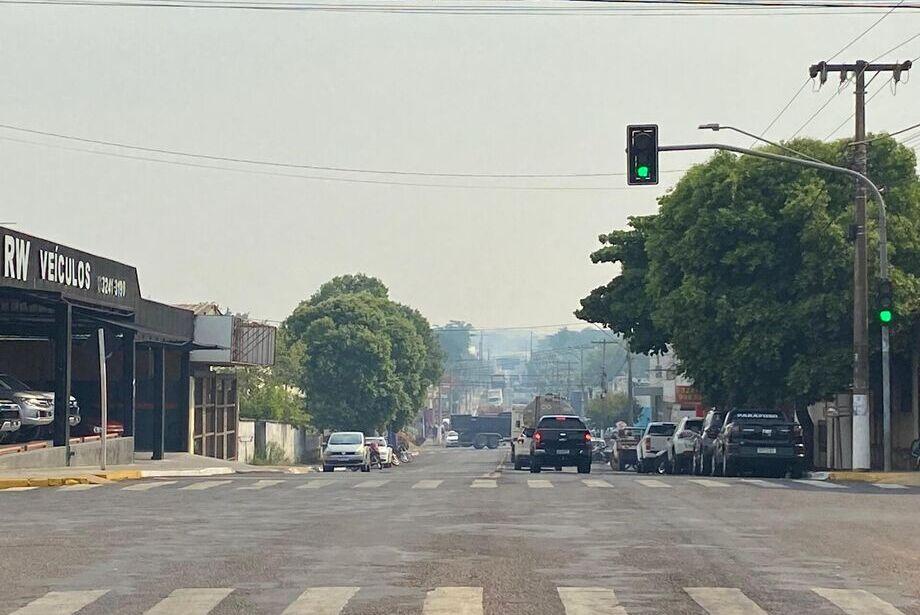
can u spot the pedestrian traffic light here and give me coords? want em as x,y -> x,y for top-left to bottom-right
627,124 -> 659,185
878,279 -> 894,325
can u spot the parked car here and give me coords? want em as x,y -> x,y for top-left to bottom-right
610,426 -> 643,471
692,410 -> 727,476
0,374 -> 80,441
444,430 -> 460,447
666,417 -> 704,474
322,432 -> 370,472
364,436 -> 394,468
0,398 -> 21,444
636,422 -> 676,474
529,415 -> 593,474
712,409 -> 806,478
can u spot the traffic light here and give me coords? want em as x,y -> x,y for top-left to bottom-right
627,124 -> 659,185
878,279 -> 894,325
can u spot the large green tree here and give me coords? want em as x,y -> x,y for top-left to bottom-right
578,137 -> 920,410
283,275 -> 443,433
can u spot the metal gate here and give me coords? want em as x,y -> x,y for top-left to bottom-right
193,373 -> 238,460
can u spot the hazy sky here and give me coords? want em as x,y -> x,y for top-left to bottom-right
2,4 -> 918,328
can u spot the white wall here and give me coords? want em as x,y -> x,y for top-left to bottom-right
238,419 -> 321,464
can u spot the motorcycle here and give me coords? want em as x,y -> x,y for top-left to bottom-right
398,445 -> 412,464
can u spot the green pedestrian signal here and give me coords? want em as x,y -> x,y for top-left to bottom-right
627,125 -> 659,186
878,279 -> 894,325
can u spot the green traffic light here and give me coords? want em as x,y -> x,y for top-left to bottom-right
879,309 -> 893,324
636,165 -> 650,179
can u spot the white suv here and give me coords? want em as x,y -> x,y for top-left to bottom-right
666,417 -> 703,474
636,422 -> 676,474
322,432 -> 370,472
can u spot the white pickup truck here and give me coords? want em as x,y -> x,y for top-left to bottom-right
636,422 -> 676,474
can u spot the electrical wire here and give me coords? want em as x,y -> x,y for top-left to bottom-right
825,0 -> 906,60
851,120 -> 920,145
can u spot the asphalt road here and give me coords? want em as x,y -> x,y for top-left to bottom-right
1,446 -> 919,614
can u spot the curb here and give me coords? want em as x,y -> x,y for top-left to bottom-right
0,470 -> 140,490
826,470 -> 920,486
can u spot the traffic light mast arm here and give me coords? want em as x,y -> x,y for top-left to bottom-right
658,142 -> 889,280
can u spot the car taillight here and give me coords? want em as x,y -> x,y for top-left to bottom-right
584,432 -> 592,442
533,431 -> 542,443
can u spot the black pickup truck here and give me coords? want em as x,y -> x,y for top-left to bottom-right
714,409 -> 805,478
530,415 -> 592,474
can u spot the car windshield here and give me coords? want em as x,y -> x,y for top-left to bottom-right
0,375 -> 31,391
537,417 -> 586,429
328,433 -> 363,445
646,424 -> 676,436
684,420 -> 704,433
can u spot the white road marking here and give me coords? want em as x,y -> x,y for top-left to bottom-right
739,479 -> 788,489
792,480 -> 846,489
282,586 -> 359,615
412,480 -> 443,489
179,480 -> 233,491
812,588 -> 906,615
422,587 -> 482,615
2,486 -> 38,492
689,479 -> 731,488
582,480 -> 613,488
558,587 -> 627,615
144,588 -> 234,615
9,590 -> 109,615
636,479 -> 671,488
873,483 -> 908,490
685,587 -> 769,614
528,480 -> 553,489
298,481 -> 334,489
122,481 -> 177,491
59,483 -> 102,491
353,480 -> 389,489
470,480 -> 496,489
238,479 -> 285,490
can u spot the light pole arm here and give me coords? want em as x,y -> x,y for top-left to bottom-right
658,142 -> 889,279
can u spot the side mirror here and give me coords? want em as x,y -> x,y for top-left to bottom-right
523,427 -> 535,438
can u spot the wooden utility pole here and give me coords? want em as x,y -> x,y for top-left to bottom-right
808,59 -> 911,471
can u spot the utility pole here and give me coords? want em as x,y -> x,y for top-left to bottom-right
808,59 -> 911,471
592,340 -> 617,397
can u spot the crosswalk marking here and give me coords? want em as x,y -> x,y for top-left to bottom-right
685,587 -> 768,614
636,479 -> 671,488
122,481 -> 177,492
179,480 -> 233,491
792,479 -> 846,489
238,479 -> 285,490
873,483 -> 907,490
281,586 -> 358,615
689,479 -> 731,488
470,479 -> 496,488
528,479 -> 553,489
9,590 -> 108,615
144,588 -> 234,615
812,588 -> 905,615
298,481 -> 334,489
59,483 -> 102,491
353,480 -> 389,489
412,480 -> 443,489
558,587 -> 627,615
582,480 -> 613,488
2,486 -> 38,492
739,479 -> 788,489
422,587 -> 482,615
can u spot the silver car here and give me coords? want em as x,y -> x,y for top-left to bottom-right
321,432 -> 370,472
0,398 -> 21,444
0,374 -> 81,440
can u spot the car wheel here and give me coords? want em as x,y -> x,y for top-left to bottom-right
656,458 -> 669,475
710,453 -> 721,477
514,456 -> 523,471
788,463 -> 803,479
322,465 -> 333,473
530,461 -> 542,473
577,462 -> 591,474
666,452 -> 675,474
554,465 -> 562,471
618,458 -> 627,472
361,464 -> 370,473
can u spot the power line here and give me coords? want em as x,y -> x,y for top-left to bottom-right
825,0 -> 906,60
851,120 -> 920,144
0,120 -> 690,181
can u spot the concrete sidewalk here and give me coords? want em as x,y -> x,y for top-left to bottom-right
827,470 -> 920,486
0,452 -> 317,489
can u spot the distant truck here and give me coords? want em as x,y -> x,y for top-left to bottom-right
449,413 -> 512,448
511,394 -> 573,470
